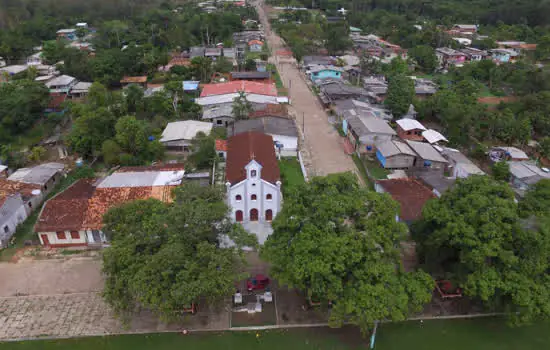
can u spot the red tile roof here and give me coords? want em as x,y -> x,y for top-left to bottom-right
249,104 -> 289,119
200,81 -> 277,97
226,132 -> 280,185
248,40 -> 264,46
35,179 -> 96,232
376,178 -> 436,221
35,164 -> 185,232
276,49 -> 293,57
82,186 -> 174,229
48,93 -> 67,110
520,43 -> 537,50
216,139 -> 228,152
120,76 -> 147,84
0,179 -> 41,207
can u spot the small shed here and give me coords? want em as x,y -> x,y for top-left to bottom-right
406,140 -> 448,170
396,118 -> 426,141
376,139 -> 416,169
160,120 -> 213,152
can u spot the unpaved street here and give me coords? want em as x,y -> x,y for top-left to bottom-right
254,0 -> 358,177
0,258 -> 103,297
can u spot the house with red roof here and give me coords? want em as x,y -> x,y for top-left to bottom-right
248,39 -> 264,52
35,164 -> 185,248
216,139 -> 228,159
197,81 -> 279,107
374,178 -> 436,223
225,132 -> 281,242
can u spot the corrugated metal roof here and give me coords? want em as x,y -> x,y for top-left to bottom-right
196,93 -> 279,106
406,140 -> 448,163
45,75 -> 76,87
8,163 -> 65,185
422,129 -> 448,144
377,139 -> 415,157
97,170 -> 185,188
396,118 -> 426,131
160,120 -> 213,142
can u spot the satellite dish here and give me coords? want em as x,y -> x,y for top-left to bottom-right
31,189 -> 41,196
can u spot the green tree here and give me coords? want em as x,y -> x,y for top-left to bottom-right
114,116 -> 149,156
0,80 -> 49,143
519,179 -> 550,218
261,173 -> 434,332
67,108 -> 116,159
324,23 -> 352,55
102,185 -> 256,320
244,58 -> 256,71
409,45 -> 438,73
191,56 -> 213,82
539,137 -> 550,158
188,132 -> 216,170
41,40 -> 67,64
385,75 -> 415,117
492,161 -> 511,182
124,84 -> 145,114
231,91 -> 253,120
214,57 -> 233,73
101,139 -> 122,166
415,176 -> 550,325
535,35 -> 550,61
28,146 -> 46,162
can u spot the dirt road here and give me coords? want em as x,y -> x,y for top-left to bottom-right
253,1 -> 358,177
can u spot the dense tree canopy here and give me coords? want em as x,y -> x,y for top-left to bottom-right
415,176 -> 550,324
261,173 -> 434,332
102,184 -> 257,320
519,179 -> 550,218
385,75 -> 415,117
0,80 -> 49,144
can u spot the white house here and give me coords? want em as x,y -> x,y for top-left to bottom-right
441,147 -> 485,178
45,75 -> 78,93
0,193 -> 29,247
225,132 -> 282,243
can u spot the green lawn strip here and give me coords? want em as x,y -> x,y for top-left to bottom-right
0,330 -> 363,350
351,154 -> 371,188
267,63 -> 287,95
279,158 -> 305,196
376,317 -> 549,350
362,158 -> 389,180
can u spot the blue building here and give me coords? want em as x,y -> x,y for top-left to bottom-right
308,65 -> 343,82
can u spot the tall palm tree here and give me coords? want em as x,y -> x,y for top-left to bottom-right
232,91 -> 253,120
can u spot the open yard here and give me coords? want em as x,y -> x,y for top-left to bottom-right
279,158 -> 305,195
1,329 -> 365,350
376,317 -> 549,350
3,317 -> 550,349
362,157 -> 389,180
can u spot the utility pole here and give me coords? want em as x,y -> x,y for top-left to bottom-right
302,112 -> 305,140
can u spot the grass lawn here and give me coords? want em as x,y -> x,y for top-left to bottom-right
0,330 -> 363,350
3,318 -> 550,349
363,158 -> 389,180
279,158 -> 305,195
351,154 -> 371,189
376,317 -> 550,350
267,63 -> 287,95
